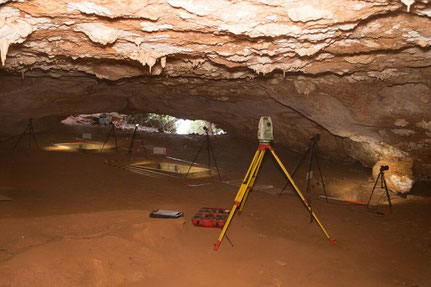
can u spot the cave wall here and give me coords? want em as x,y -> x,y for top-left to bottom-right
1,0 -> 431,191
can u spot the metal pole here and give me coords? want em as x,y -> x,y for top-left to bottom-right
208,137 -> 222,181
137,133 -> 148,159
306,142 -> 314,222
128,125 -> 138,159
367,172 -> 381,208
278,145 -> 310,197
100,124 -> 113,152
30,120 -> 39,150
184,136 -> 206,179
314,143 -> 328,202
14,119 -> 30,150
382,173 -> 392,212
112,124 -> 118,152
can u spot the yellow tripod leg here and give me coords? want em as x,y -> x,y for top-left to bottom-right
232,150 -> 260,204
239,149 -> 266,213
214,149 -> 265,251
270,149 -> 335,244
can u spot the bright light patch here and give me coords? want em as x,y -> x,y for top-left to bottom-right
175,119 -> 192,135
62,112 -> 226,135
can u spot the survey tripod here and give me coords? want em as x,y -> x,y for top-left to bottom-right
213,142 -> 335,251
367,165 -> 392,213
100,122 -> 118,152
278,134 -> 328,219
185,126 -> 222,181
14,118 -> 39,151
128,125 -> 148,159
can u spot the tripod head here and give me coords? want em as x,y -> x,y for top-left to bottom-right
310,134 -> 320,143
380,165 -> 389,172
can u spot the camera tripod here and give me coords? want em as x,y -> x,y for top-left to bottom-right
278,134 -> 328,217
14,118 -> 39,151
185,127 -> 221,181
100,122 -> 118,152
213,142 -> 334,251
367,165 -> 392,213
127,125 -> 148,159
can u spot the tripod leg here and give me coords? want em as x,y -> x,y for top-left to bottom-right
367,172 -> 381,208
306,144 -> 314,194
382,173 -> 392,212
239,149 -> 265,213
137,133 -> 148,159
100,126 -> 113,152
278,145 -> 310,197
270,149 -> 335,244
30,125 -> 39,150
113,125 -> 118,152
305,144 -> 315,222
206,134 -> 211,171
314,144 -> 328,202
240,150 -> 261,185
292,146 -> 311,177
185,137 -> 206,179
214,149 -> 265,251
14,125 -> 29,150
128,127 -> 138,158
208,137 -> 222,181
206,136 -> 213,181
28,124 -> 32,149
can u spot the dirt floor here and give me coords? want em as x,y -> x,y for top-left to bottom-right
0,125 -> 430,287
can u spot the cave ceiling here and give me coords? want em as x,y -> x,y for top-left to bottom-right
1,0 -> 431,190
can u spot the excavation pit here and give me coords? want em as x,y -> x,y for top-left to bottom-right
127,160 -> 213,179
44,141 -> 114,152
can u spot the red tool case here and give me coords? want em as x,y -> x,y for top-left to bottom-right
192,207 -> 230,228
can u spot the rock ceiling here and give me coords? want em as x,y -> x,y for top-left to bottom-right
1,0 -> 431,192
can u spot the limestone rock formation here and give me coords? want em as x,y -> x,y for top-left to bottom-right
1,0 -> 431,192
373,159 -> 415,195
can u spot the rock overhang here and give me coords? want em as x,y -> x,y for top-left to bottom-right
0,0 -> 431,192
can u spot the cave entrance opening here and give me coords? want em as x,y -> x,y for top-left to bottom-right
61,112 -> 226,136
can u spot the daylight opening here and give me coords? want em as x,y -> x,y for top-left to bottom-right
61,112 -> 226,135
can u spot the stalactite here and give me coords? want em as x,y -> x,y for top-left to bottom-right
0,38 -> 10,66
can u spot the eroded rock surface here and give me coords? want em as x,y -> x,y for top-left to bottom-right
373,159 -> 415,194
1,0 -> 431,191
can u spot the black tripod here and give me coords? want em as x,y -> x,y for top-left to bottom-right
367,165 -> 392,213
278,134 -> 328,222
128,124 -> 148,159
100,122 -> 118,152
185,127 -> 221,181
278,134 -> 328,198
14,118 -> 39,151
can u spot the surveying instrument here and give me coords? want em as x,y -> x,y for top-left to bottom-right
278,133 -> 328,222
100,122 -> 118,152
213,116 -> 334,251
185,126 -> 222,181
14,118 -> 39,151
366,165 -> 392,213
127,124 -> 148,159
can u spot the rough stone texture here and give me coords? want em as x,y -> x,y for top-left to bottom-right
1,0 -> 431,191
372,159 -> 415,194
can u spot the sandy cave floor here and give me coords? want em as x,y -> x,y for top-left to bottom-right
0,125 -> 430,287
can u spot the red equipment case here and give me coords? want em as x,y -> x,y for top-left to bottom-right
192,207 -> 230,228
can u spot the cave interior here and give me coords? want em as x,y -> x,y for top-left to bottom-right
0,0 -> 430,286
